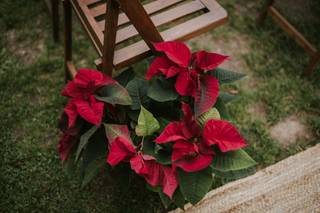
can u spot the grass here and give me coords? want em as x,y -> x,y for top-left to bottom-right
0,0 -> 319,212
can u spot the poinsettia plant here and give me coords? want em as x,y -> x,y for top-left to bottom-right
57,41 -> 256,209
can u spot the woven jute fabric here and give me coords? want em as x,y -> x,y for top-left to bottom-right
171,144 -> 320,213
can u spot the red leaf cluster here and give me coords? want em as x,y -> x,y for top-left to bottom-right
56,41 -> 249,204
146,41 -> 228,116
57,69 -> 115,161
155,102 -> 246,172
105,102 -> 246,198
62,69 -> 115,126
105,125 -> 178,198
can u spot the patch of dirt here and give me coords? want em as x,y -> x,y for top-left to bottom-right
247,101 -> 267,122
6,21 -> 46,65
269,114 -> 313,147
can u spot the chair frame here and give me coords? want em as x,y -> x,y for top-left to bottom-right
63,0 -> 228,79
257,0 -> 320,76
45,0 -> 60,42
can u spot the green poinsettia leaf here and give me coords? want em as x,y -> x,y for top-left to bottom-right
75,125 -> 99,162
159,191 -> 172,209
95,83 -> 132,105
219,92 -> 238,103
197,107 -> 220,127
149,185 -> 173,209
114,67 -> 135,87
80,128 -> 107,188
142,139 -> 155,156
142,140 -> 171,165
209,68 -> 246,84
103,123 -> 131,143
212,166 -> 256,180
158,117 -> 171,131
81,157 -> 105,188
214,97 -> 229,119
146,184 -> 161,193
149,101 -> 181,121
135,106 -> 160,136
63,151 -> 77,176
173,188 -> 185,210
211,149 -> 256,172
126,78 -> 150,110
128,110 -> 139,122
147,78 -> 178,102
178,167 -> 213,205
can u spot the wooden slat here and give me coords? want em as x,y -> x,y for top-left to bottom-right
95,3 -> 227,69
115,6 -> 227,68
268,6 -> 317,57
96,0 -> 184,27
200,0 -> 225,12
114,1 -> 205,44
82,0 -> 102,6
117,0 -> 163,51
71,0 -> 103,56
71,0 -> 104,49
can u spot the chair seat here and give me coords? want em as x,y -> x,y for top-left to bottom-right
71,0 -> 228,70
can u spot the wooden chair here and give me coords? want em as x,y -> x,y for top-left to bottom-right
45,0 -> 60,42
257,0 -> 320,76
63,0 -> 228,79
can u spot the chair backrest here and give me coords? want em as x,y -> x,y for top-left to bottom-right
102,0 -> 164,75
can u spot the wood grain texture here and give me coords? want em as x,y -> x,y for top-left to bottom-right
71,0 -> 104,49
97,0 -> 184,28
51,0 -> 60,42
115,1 -> 205,44
64,0 -> 72,81
67,61 -> 77,79
170,144 -> 320,213
68,0 -> 228,72
95,0 -> 227,69
102,0 -> 119,75
117,0 -> 164,50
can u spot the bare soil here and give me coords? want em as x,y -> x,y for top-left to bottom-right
247,101 -> 267,122
269,114 -> 313,147
6,24 -> 46,65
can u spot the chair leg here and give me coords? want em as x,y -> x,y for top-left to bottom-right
302,54 -> 320,76
256,0 -> 274,25
64,0 -> 72,82
51,0 -> 60,42
102,0 -> 119,76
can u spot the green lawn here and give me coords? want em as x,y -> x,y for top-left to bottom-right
1,0 -> 319,212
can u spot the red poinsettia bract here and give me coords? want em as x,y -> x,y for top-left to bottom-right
203,120 -> 247,152
105,126 -> 178,198
146,41 -> 228,116
130,153 -> 178,198
58,69 -> 115,161
155,102 -> 214,172
155,102 -> 247,172
62,69 -> 115,127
